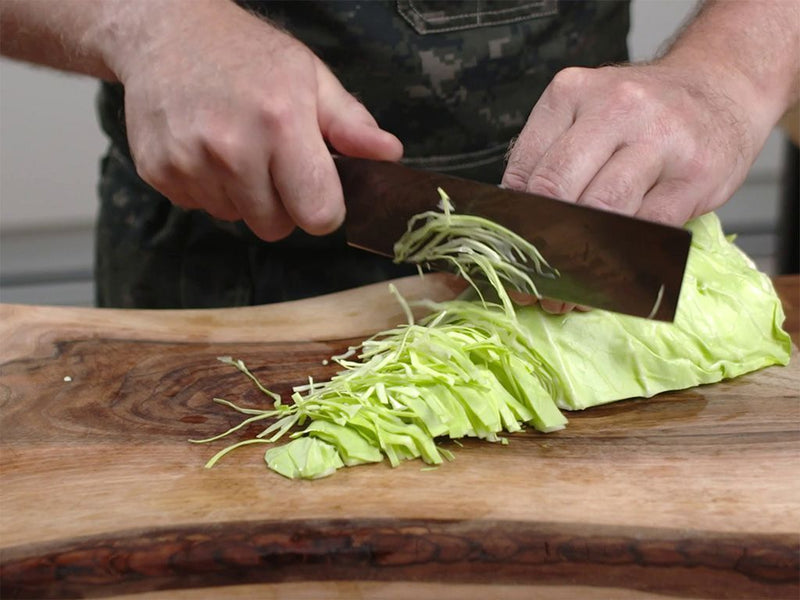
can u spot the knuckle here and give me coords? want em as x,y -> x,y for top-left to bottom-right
682,153 -> 709,181
527,164 -> 572,200
248,215 -> 295,242
610,79 -> 651,109
134,155 -> 171,190
160,186 -> 195,210
202,129 -> 247,175
585,177 -> 637,212
550,67 -> 588,95
228,188 -> 262,218
132,136 -> 203,186
288,160 -> 344,234
208,205 -> 240,222
344,96 -> 371,119
540,298 -> 573,314
644,203 -> 682,226
675,137 -> 712,182
501,164 -> 530,191
232,187 -> 297,240
301,199 -> 344,234
640,187 -> 688,225
162,142 -> 200,178
258,97 -> 299,135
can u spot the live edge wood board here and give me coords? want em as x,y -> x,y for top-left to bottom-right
1,274 -> 798,600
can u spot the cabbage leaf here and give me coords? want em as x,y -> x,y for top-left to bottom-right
193,211 -> 790,479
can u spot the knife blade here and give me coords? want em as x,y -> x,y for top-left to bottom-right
334,156 -> 691,322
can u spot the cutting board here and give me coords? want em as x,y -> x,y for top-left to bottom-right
1,274 -> 798,600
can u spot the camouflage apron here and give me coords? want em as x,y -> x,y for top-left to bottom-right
95,0 -> 630,308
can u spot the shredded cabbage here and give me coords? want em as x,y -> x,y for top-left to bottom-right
192,203 -> 790,479
393,187 -> 558,318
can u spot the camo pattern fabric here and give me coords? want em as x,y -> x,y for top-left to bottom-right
95,0 -> 630,308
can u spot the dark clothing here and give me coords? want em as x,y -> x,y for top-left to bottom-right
95,0 -> 630,308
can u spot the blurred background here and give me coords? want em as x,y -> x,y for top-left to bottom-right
0,0 -> 795,306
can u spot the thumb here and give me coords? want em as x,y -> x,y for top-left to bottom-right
316,63 -> 403,161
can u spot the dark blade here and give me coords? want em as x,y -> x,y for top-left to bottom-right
335,156 -> 691,321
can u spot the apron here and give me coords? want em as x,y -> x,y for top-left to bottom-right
95,0 -> 629,308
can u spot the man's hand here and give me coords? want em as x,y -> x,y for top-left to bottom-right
114,2 -> 401,241
502,63 -> 758,226
502,0 -> 798,313
503,0 -> 798,227
1,0 -> 402,241
501,62 -> 754,313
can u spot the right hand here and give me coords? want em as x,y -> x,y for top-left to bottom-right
113,1 -> 402,241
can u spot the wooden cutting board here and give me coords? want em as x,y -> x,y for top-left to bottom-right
1,274 -> 798,600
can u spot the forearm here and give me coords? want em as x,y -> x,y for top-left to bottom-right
660,0 -> 799,132
0,0 -> 244,82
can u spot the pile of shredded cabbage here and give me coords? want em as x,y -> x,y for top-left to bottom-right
193,197 -> 791,479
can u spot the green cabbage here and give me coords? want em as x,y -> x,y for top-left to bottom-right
193,211 -> 790,479
508,213 -> 791,409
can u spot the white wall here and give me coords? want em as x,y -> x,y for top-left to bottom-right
0,62 -> 106,230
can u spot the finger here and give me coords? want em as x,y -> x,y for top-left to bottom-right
577,144 -> 662,216
229,176 -> 296,241
435,272 -> 471,296
270,109 -> 345,236
160,165 -> 236,220
540,298 -> 577,314
507,287 -> 575,314
507,290 -> 587,314
501,80 -> 576,191
164,187 -> 202,212
317,66 -> 403,161
181,163 -> 239,222
507,289 -> 538,306
636,180 -> 698,226
198,137 -> 274,226
205,182 -> 243,222
521,117 -> 622,203
133,151 -> 203,212
147,154 -> 245,223
154,173 -> 202,211
502,67 -> 606,191
180,184 -> 233,220
517,297 -> 588,314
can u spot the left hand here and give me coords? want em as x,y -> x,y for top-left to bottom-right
502,62 -> 763,312
502,63 -> 760,225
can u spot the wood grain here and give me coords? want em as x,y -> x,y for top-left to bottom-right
1,275 -> 798,599
2,519 -> 796,599
0,273 -> 466,363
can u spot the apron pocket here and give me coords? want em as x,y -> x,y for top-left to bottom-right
397,0 -> 558,34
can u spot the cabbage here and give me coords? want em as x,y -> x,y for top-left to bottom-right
510,213 -> 791,409
193,211 -> 790,479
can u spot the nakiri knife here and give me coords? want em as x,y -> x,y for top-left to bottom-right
334,155 -> 692,322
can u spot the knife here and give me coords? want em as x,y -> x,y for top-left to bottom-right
334,156 -> 691,322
